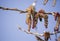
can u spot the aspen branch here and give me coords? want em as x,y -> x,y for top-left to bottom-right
0,6 -> 27,13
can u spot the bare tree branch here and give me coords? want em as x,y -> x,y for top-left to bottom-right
35,36 -> 44,41
0,6 -> 27,13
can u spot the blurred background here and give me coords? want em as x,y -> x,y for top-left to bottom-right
0,0 -> 60,41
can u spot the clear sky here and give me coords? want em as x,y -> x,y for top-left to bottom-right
0,0 -> 60,41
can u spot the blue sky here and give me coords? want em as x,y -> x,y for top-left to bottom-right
0,0 -> 60,41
